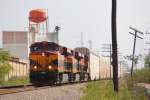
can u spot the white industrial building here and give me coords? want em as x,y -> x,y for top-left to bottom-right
2,30 -> 59,60
3,31 -> 29,60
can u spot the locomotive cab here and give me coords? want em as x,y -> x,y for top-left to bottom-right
29,42 -> 63,85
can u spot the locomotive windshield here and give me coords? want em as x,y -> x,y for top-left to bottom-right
30,42 -> 59,52
30,44 -> 43,52
46,43 -> 59,51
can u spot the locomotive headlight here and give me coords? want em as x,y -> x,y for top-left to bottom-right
33,66 -> 37,69
48,65 -> 52,69
42,52 -> 45,56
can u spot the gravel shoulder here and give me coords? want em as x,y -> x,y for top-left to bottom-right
0,83 -> 86,100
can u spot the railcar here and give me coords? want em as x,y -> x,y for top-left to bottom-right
75,47 -> 115,80
29,41 -> 90,85
74,47 -> 100,80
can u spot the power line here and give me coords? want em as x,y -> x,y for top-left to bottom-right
145,31 -> 150,54
102,44 -> 112,79
81,33 -> 84,47
88,40 -> 92,50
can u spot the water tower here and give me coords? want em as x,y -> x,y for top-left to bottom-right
28,9 -> 49,42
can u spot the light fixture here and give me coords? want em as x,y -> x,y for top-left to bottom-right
48,65 -> 52,69
34,66 -> 37,69
42,52 -> 45,56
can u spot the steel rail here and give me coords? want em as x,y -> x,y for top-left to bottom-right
0,79 -> 108,95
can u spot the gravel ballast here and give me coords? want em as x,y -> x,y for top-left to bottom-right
0,83 -> 86,100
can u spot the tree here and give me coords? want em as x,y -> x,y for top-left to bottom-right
124,54 -> 142,72
144,54 -> 150,69
125,55 -> 139,65
0,49 -> 12,82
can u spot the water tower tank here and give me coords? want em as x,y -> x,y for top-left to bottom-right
29,9 -> 47,23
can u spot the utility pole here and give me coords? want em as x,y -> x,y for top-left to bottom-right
145,42 -> 150,54
118,55 -> 123,78
118,60 -> 126,78
102,44 -> 112,79
144,31 -> 150,69
111,0 -> 118,92
102,44 -> 122,80
88,40 -> 92,50
81,33 -> 84,47
146,31 -> 150,35
129,26 -> 143,77
145,31 -> 150,54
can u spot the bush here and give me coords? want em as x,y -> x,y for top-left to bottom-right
127,69 -> 150,89
0,49 -> 12,82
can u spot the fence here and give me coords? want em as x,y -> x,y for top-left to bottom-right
5,57 -> 29,81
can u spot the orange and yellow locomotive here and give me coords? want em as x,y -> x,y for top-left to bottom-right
29,41 -> 90,85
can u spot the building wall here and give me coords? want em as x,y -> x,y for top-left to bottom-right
3,31 -> 29,60
3,44 -> 28,59
2,31 -> 59,60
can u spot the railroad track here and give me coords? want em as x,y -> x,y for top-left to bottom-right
0,80 -> 90,95
0,84 -> 36,95
0,78 -> 111,95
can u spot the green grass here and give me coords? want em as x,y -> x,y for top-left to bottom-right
81,80 -> 135,100
81,68 -> 150,100
127,68 -> 150,89
0,77 -> 30,86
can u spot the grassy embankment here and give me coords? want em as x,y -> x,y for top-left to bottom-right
81,68 -> 150,100
0,77 -> 30,86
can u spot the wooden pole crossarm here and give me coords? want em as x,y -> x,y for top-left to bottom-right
129,27 -> 143,34
129,32 -> 143,39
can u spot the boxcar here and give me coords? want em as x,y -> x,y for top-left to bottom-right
74,47 -> 100,80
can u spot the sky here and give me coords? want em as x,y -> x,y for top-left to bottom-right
0,0 -> 150,58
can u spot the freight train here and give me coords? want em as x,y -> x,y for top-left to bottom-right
29,41 -> 104,86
